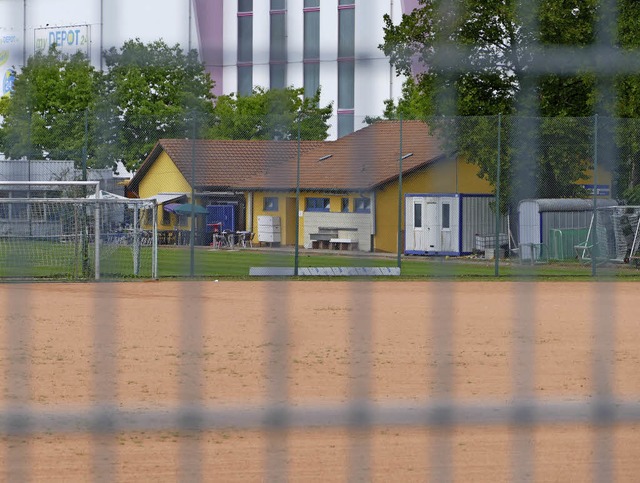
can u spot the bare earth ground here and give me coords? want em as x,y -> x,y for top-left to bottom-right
0,281 -> 639,482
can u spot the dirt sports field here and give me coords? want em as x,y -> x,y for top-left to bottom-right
0,281 -> 639,481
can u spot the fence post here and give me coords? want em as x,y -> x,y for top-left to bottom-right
82,109 -> 88,182
190,111 -> 196,278
397,115 -> 403,269
592,114 -> 598,277
294,114 -> 301,276
495,114 -> 502,277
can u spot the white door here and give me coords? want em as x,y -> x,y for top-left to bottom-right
410,200 -> 423,251
425,201 -> 438,251
440,201 -> 453,252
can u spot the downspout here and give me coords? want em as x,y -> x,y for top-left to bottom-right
247,192 -> 253,232
370,191 -> 376,252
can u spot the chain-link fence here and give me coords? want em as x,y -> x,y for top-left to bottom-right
3,2 -> 640,479
4,110 -> 640,278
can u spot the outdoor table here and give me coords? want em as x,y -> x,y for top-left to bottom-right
236,231 -> 253,248
224,231 -> 238,248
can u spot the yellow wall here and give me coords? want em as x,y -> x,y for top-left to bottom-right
251,191 -> 374,246
252,192 -> 296,245
250,157 -> 492,251
138,152 -> 192,230
138,152 -> 191,198
374,157 -> 494,253
138,150 -> 614,250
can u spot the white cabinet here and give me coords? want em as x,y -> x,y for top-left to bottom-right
258,215 -> 281,244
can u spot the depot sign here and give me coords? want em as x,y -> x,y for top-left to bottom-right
34,25 -> 90,58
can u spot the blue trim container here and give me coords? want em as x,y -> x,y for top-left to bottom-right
404,193 -> 506,256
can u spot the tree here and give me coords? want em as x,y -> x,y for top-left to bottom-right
207,87 -> 332,140
381,0 -> 531,117
380,0 -> 602,208
0,47 -> 99,161
99,39 -> 216,170
615,0 -> 640,203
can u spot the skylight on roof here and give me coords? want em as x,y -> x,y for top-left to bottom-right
402,152 -> 414,159
318,154 -> 332,161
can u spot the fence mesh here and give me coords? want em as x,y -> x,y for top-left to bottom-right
7,110 -> 640,275
2,1 -> 640,481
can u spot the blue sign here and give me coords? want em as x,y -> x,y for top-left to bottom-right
581,184 -> 610,197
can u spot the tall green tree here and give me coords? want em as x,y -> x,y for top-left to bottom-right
208,87 -> 332,140
0,47 -> 99,161
381,0 -> 601,207
99,39 -> 215,170
615,0 -> 640,203
381,0 -> 528,116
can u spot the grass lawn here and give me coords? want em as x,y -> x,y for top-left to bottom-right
2,240 -> 639,280
156,247 -> 640,280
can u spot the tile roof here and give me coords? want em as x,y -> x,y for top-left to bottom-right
240,120 -> 447,191
129,121 -> 447,194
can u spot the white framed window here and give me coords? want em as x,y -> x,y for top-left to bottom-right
414,202 -> 423,229
354,197 -> 370,213
263,197 -> 279,212
303,5 -> 320,99
442,203 -> 451,229
270,2 -> 287,89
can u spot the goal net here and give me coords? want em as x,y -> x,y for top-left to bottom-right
578,205 -> 640,264
0,181 -> 157,280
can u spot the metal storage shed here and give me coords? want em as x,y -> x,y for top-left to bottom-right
517,198 -> 617,261
405,193 -> 507,256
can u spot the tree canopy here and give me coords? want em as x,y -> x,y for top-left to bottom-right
0,40 -> 334,172
208,86 -> 332,141
98,39 -> 216,170
379,0 -> 640,207
0,47 -> 100,161
381,0 -> 598,117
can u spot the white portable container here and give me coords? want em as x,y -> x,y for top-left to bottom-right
405,193 -> 506,256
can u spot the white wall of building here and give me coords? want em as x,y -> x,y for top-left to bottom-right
0,0 -> 195,76
217,0 -> 405,138
1,0 -> 407,138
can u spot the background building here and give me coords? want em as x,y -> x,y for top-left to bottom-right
1,0 -> 420,138
0,0 -> 193,85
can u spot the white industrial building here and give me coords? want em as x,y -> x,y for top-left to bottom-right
0,0 -> 419,138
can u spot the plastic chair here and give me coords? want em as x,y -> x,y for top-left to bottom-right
209,223 -> 223,247
212,232 -> 225,249
242,232 -> 254,248
222,230 -> 235,248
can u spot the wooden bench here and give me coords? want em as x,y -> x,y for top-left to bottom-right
329,238 -> 358,251
310,232 -> 336,249
310,227 -> 358,249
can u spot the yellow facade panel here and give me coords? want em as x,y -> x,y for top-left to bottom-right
138,152 -> 192,230
373,157 -> 494,252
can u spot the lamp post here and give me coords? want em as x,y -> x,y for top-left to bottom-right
294,112 -> 302,276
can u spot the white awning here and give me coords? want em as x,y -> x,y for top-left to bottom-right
144,193 -> 187,204
86,190 -> 129,200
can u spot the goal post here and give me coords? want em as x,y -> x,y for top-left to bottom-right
0,181 -> 158,281
577,205 -> 640,264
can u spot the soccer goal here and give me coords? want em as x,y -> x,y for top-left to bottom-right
0,181 -> 158,280
577,205 -> 640,264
